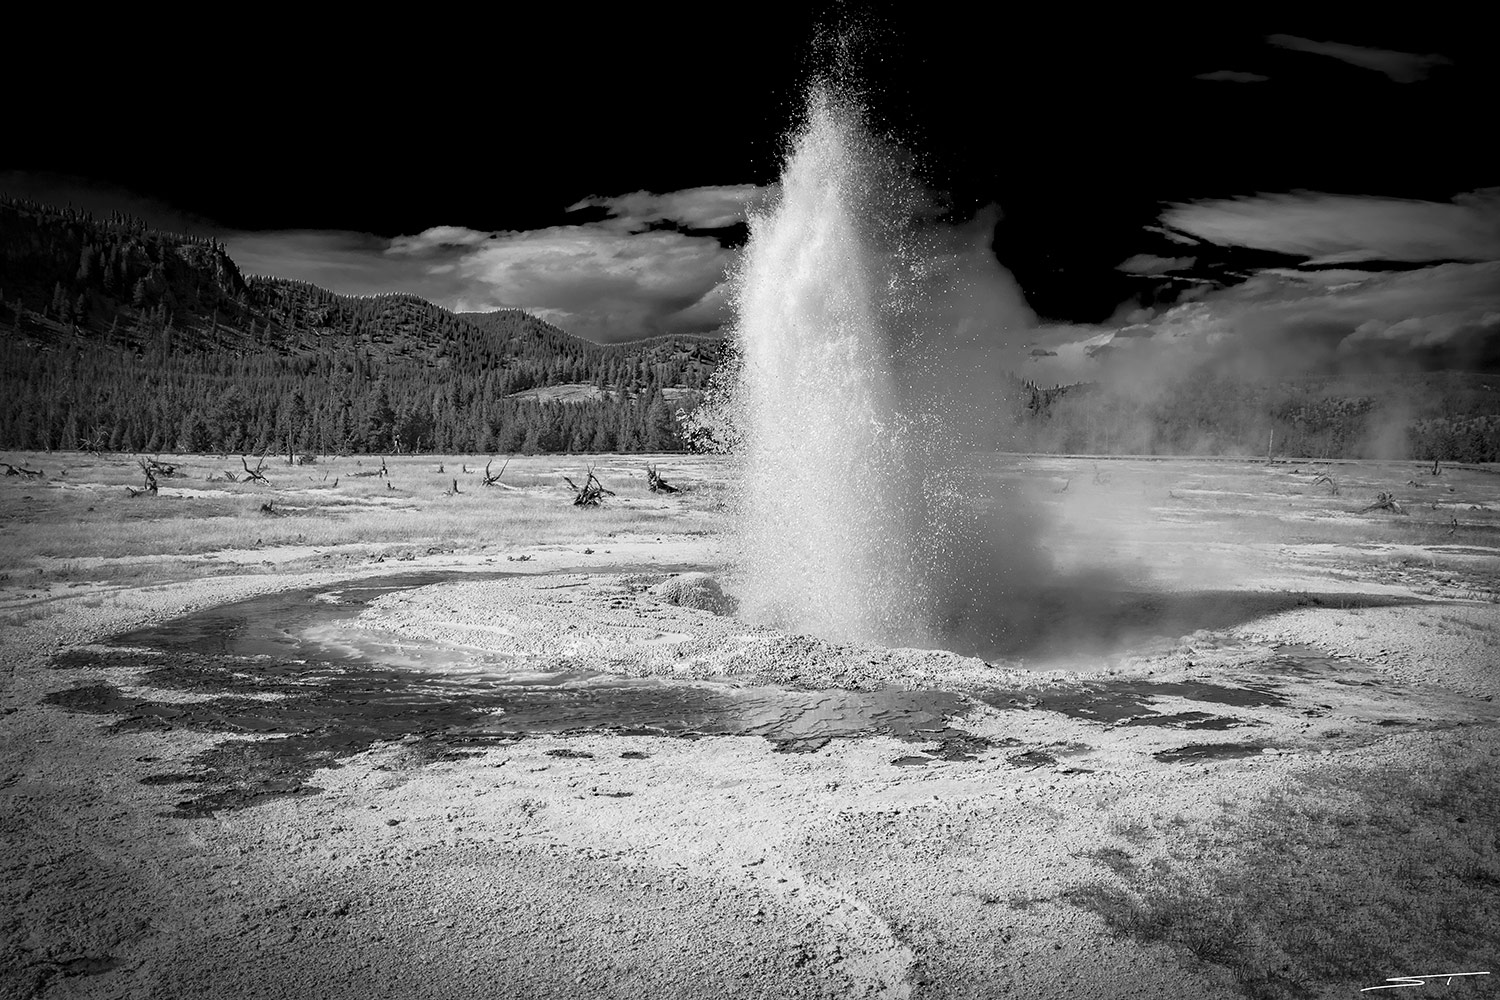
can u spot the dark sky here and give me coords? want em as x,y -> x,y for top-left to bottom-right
5,7 -> 1496,352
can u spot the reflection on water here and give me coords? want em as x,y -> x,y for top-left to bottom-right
108,572 -> 979,753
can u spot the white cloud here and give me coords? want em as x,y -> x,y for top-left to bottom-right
1020,261 -> 1500,382
567,184 -> 775,230
385,225 -> 493,255
223,193 -> 756,343
444,225 -> 735,342
1161,189 -> 1500,264
1267,34 -> 1451,83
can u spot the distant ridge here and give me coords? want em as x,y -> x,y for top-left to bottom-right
0,196 -> 724,454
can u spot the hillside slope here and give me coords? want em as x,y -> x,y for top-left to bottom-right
0,197 -> 724,454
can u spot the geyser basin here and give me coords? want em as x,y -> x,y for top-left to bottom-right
53,573 -> 992,816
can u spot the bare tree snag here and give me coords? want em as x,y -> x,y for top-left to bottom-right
127,458 -> 159,497
482,458 -> 509,487
564,468 -> 615,506
646,464 -> 678,493
1311,473 -> 1338,495
241,453 -> 271,485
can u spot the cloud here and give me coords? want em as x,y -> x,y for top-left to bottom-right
1145,224 -> 1203,246
1267,34 -> 1452,83
442,225 -> 736,342
567,184 -> 775,230
226,221 -> 735,344
1117,254 -> 1196,275
1160,189 -> 1500,264
222,191 -> 784,343
227,231 -> 425,295
1021,261 -> 1500,383
1195,70 -> 1269,83
231,186 -> 781,343
386,225 -> 493,254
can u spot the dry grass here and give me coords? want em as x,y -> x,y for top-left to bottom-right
1065,732 -> 1500,998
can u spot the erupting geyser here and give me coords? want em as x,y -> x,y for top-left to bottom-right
730,83 -> 1035,651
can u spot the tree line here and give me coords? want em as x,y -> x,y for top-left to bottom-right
1,196 -> 720,455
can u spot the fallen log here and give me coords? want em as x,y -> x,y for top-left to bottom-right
1358,492 -> 1407,515
2,463 -> 43,478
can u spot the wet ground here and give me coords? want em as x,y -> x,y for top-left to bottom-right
41,572 -> 1497,817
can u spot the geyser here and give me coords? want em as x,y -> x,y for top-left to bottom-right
730,83 -> 1037,651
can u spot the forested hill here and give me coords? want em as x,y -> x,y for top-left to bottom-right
0,196 -> 725,454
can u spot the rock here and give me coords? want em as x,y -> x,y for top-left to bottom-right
649,573 -> 738,615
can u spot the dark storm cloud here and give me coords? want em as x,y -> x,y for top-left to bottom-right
1160,189 -> 1500,265
1194,70 -> 1269,83
1266,34 -> 1452,83
1117,254 -> 1196,275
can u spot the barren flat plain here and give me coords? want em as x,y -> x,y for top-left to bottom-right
3,452 -> 1498,1000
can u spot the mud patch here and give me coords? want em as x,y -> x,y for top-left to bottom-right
1120,711 -> 1258,731
43,576 -> 1003,817
1153,743 -> 1269,763
976,678 -> 1283,728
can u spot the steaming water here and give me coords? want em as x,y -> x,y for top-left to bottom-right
735,89 -> 912,644
733,86 -> 997,650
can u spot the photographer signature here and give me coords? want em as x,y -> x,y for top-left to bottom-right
1362,972 -> 1490,991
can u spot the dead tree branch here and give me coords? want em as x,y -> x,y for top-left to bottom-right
646,464 -> 678,493
482,458 -> 510,487
565,468 -> 615,506
127,458 -> 159,497
241,452 -> 270,485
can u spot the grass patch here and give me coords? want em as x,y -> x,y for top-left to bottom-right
1065,731 -> 1500,998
